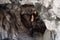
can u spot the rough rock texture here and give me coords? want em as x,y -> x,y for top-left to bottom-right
0,0 -> 11,4
0,1 -> 46,40
0,0 -> 60,40
40,0 -> 60,40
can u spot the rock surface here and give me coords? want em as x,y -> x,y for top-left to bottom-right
0,0 -> 11,4
0,0 -> 60,40
0,1 -> 46,40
